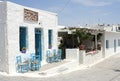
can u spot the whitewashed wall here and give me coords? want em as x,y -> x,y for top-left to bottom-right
66,49 -> 79,60
0,1 -> 9,73
80,51 -> 102,65
104,32 -> 120,57
6,1 -> 58,73
66,49 -> 103,66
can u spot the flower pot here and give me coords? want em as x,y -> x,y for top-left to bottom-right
79,45 -> 85,50
22,50 -> 26,53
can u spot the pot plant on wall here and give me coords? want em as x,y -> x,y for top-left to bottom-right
75,28 -> 94,50
21,47 -> 26,53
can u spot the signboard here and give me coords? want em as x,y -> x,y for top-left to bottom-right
24,9 -> 38,22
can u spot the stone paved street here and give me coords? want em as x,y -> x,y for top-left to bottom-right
1,53 -> 120,81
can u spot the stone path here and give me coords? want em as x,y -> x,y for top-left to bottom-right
1,53 -> 120,81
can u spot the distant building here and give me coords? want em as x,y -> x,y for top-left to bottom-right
58,25 -> 120,66
86,24 -> 120,32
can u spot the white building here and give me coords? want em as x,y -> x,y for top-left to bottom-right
88,24 -> 120,32
89,25 -> 120,57
0,1 -> 58,74
64,26 -> 120,66
103,31 -> 120,57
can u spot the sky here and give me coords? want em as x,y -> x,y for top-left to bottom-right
7,0 -> 120,26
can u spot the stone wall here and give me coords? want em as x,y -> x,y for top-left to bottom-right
0,1 -> 9,73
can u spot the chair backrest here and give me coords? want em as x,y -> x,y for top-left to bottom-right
16,56 -> 22,64
30,53 -> 35,59
46,50 -> 51,57
58,49 -> 62,55
53,49 -> 57,55
31,55 -> 40,62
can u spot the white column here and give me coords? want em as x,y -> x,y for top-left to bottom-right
95,32 -> 98,50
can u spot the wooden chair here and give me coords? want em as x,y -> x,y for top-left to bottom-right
16,56 -> 29,73
30,55 -> 41,71
46,50 -> 54,63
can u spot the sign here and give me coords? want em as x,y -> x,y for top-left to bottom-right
24,9 -> 38,22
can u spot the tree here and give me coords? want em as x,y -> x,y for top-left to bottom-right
75,29 -> 94,45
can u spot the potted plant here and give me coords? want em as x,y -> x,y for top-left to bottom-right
49,45 -> 52,49
21,47 -> 26,53
79,44 -> 85,50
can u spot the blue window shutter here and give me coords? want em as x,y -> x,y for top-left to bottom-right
19,27 -> 27,52
106,40 -> 109,49
48,30 -> 52,49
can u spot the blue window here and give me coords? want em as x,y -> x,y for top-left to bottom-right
19,27 -> 27,52
114,39 -> 116,52
48,30 -> 52,49
106,40 -> 109,49
118,39 -> 120,46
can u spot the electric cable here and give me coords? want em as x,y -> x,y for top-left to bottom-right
57,0 -> 71,14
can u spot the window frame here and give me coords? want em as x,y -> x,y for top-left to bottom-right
48,30 -> 53,49
118,39 -> 120,46
106,40 -> 109,49
19,27 -> 28,53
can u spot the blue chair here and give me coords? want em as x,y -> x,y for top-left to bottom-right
16,56 -> 29,73
30,55 -> 41,71
53,49 -> 59,62
30,53 -> 35,60
57,49 -> 62,61
46,50 -> 54,63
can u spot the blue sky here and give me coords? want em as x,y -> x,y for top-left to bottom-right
8,0 -> 120,26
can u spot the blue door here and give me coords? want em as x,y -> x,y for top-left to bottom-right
35,28 -> 42,61
114,40 -> 116,52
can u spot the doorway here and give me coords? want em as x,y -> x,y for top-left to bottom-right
114,39 -> 116,53
35,28 -> 42,61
